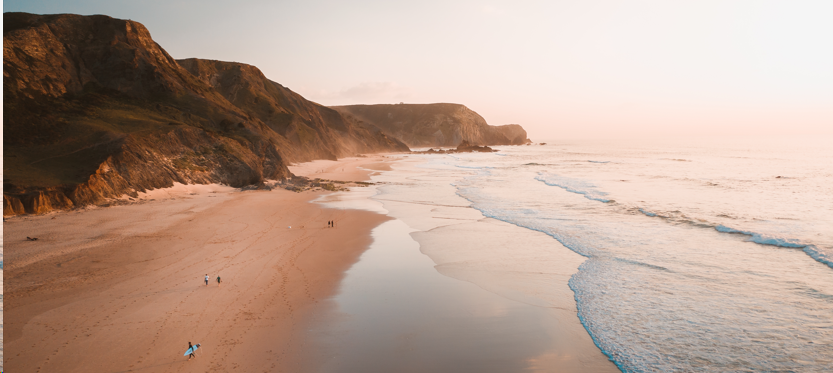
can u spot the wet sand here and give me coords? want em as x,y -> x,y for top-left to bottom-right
307,156 -> 620,372
3,157 -> 390,373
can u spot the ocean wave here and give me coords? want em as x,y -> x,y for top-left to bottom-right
638,208 -> 657,217
454,187 -> 596,258
715,225 -> 832,268
440,145 -> 833,372
715,225 -> 805,248
455,164 -> 491,170
632,209 -> 831,269
613,257 -> 670,271
802,246 -> 833,269
535,173 -> 611,203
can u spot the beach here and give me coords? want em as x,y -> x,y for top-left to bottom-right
4,154 -> 618,372
3,156 -> 391,372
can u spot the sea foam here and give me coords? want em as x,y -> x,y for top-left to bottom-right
715,225 -> 832,268
535,173 -> 611,203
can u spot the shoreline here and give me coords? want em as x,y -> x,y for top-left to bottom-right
308,154 -> 619,372
4,156 -> 392,372
5,152 -> 618,372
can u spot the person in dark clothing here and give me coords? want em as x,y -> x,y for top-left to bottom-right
217,275 -> 221,286
188,341 -> 196,360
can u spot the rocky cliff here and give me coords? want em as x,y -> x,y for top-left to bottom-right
175,58 -> 407,162
3,12 -> 408,216
331,104 -> 531,148
492,124 -> 530,145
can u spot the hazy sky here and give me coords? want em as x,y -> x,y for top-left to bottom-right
5,0 -> 832,140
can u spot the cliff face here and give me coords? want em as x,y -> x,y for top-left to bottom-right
493,124 -> 530,145
176,59 -> 408,162
3,13 -> 408,216
331,104 -> 531,148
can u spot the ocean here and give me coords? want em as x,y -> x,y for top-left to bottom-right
411,139 -> 833,371
318,138 -> 833,372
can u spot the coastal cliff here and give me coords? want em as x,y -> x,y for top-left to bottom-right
3,12 -> 408,216
175,59 -> 409,162
331,103 -> 531,148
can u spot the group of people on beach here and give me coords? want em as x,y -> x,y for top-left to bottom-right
328,220 -> 335,227
204,274 -> 221,286
189,274 -> 220,361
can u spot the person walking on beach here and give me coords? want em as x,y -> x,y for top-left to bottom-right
217,275 -> 221,286
188,341 -> 196,360
204,274 -> 209,286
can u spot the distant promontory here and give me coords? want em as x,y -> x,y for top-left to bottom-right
3,12 -> 530,216
332,104 -> 531,148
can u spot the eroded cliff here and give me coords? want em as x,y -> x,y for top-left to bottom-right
3,13 -> 408,216
331,103 -> 531,148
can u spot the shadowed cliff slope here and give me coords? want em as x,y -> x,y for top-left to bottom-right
3,12 -> 408,216
331,104 -> 531,148
176,59 -> 407,162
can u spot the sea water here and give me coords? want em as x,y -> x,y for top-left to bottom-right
312,162 -> 619,372
389,138 -> 833,372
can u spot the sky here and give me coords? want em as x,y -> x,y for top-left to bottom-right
4,0 -> 832,141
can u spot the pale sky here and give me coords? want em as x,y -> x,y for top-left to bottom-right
5,0 -> 832,140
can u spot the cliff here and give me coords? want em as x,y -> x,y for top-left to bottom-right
3,12 -> 408,216
175,59 -> 408,162
331,103 -> 531,148
493,124 -> 530,145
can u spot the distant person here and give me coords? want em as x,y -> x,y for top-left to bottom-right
188,341 -> 196,360
204,274 -> 209,286
217,275 -> 221,286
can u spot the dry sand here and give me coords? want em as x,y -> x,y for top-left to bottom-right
3,157 -> 390,373
287,155 -> 394,182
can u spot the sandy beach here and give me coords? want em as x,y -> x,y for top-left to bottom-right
4,154 -> 618,372
3,156 -> 391,373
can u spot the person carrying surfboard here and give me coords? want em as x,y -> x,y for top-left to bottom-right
187,342 -> 196,360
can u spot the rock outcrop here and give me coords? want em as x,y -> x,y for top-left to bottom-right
493,124 -> 531,145
410,140 -> 497,154
3,13 -> 408,216
331,103 -> 531,148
